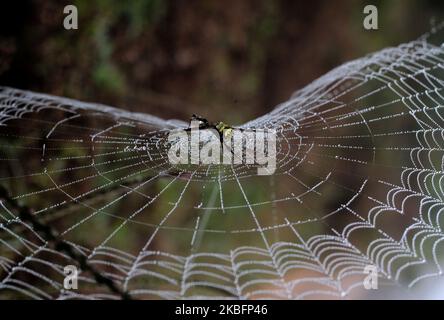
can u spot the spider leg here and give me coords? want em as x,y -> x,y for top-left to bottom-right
234,127 -> 257,133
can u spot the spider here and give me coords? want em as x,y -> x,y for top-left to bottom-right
182,114 -> 263,166
184,114 -> 243,143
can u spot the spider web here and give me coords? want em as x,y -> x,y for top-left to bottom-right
2,28 -> 444,300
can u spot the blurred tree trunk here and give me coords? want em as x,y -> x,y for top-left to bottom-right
260,0 -> 352,113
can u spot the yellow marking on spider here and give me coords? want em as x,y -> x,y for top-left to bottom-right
215,122 -> 234,139
223,128 -> 233,138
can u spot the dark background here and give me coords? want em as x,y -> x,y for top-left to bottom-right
1,0 -> 443,125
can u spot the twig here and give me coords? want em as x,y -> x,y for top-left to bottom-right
0,184 -> 132,300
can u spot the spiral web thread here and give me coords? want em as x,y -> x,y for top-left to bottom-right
1,28 -> 444,299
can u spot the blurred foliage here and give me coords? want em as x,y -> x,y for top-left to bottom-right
1,0 -> 444,122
